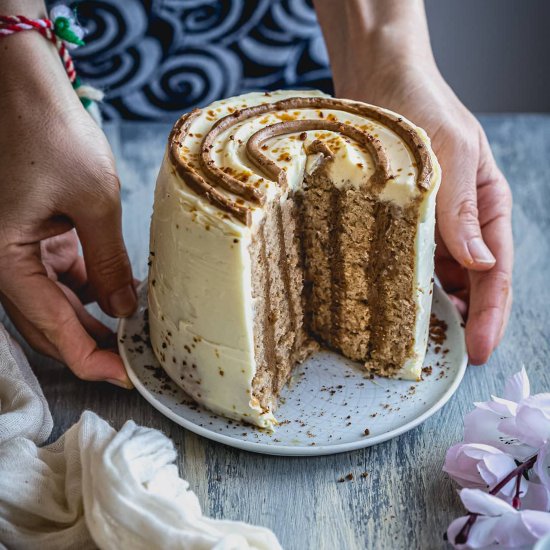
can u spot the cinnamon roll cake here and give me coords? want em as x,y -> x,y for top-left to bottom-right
148,90 -> 441,428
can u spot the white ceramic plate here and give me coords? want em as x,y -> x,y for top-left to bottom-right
118,284 -> 467,456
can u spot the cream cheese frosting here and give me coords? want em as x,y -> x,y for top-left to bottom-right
149,90 -> 441,429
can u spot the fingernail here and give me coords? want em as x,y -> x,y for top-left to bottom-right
109,285 -> 137,317
468,237 -> 496,265
107,378 -> 134,389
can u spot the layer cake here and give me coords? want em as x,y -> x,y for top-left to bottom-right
148,90 -> 441,429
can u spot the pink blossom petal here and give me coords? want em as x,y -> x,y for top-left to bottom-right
463,444 -> 507,460
460,488 -> 515,516
466,517 -> 502,549
473,399 -> 512,416
447,515 -> 500,549
534,443 -> 550,492
478,453 -> 521,496
521,481 -> 550,512
527,394 -> 550,413
446,516 -> 471,549
500,401 -> 550,449
472,401 -> 496,411
488,396 -> 518,417
464,408 -> 533,459
521,510 -> 550,539
493,512 -> 539,547
444,444 -> 485,486
448,510 -> 550,549
444,444 -> 510,488
464,408 -> 503,445
443,369 -> 550,549
503,367 -> 530,402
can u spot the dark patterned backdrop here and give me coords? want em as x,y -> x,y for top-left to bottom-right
53,0 -> 333,121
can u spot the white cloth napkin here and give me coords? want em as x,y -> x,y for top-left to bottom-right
0,322 -> 282,550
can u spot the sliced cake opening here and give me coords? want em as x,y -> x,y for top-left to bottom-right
250,159 -> 421,412
297,162 -> 420,376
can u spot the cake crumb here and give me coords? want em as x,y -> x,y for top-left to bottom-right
429,314 -> 448,345
337,472 -> 355,483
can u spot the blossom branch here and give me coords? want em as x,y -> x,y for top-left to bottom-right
443,368 -> 550,548
451,455 -> 538,544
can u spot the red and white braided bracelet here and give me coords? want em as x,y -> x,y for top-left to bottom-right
0,5 -> 103,123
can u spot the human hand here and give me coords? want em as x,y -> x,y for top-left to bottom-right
336,63 -> 513,364
0,31 -> 136,386
315,0 -> 513,364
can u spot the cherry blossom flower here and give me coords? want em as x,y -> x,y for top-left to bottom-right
443,443 -> 523,497
535,443 -> 550,492
500,395 -> 550,450
463,368 -> 545,460
447,489 -> 550,549
522,480 -> 550,512
445,368 -> 550,548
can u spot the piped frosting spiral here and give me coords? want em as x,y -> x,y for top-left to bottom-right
169,92 -> 433,225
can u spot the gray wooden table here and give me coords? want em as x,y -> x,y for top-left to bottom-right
2,115 -> 549,550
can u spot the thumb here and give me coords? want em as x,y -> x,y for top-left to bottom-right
74,177 -> 137,318
436,139 -> 496,271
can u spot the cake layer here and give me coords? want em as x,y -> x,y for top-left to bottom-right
149,90 -> 441,429
249,199 -> 317,414
297,168 -> 422,374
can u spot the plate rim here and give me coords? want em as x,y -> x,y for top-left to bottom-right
118,284 -> 468,457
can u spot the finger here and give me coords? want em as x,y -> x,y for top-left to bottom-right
466,269 -> 511,365
498,286 -> 513,343
0,244 -> 132,387
436,129 -> 496,271
40,230 -> 80,275
43,245 -> 101,305
57,255 -> 100,305
465,139 -> 513,364
55,250 -> 87,291
436,255 -> 469,294
448,294 -> 468,318
40,231 -> 100,304
58,283 -> 116,348
0,291 -> 60,359
435,229 -> 470,312
4,283 -> 117,351
72,173 -> 137,318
